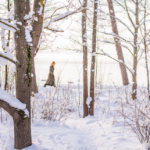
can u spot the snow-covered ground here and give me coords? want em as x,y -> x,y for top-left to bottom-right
0,115 -> 140,150
0,85 -> 149,150
0,52 -> 150,150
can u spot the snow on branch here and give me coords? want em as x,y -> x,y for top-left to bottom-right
45,6 -> 66,21
99,39 -> 133,56
124,0 -> 135,28
0,18 -> 17,31
44,27 -> 64,32
96,50 -> 134,75
100,31 -> 134,47
0,52 -> 20,66
1,29 -> 11,52
0,89 -> 26,111
45,7 -> 83,27
0,88 -> 29,118
99,9 -> 134,35
113,0 -> 135,16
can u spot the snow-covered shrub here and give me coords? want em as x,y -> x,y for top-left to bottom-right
117,86 -> 150,144
31,85 -> 79,122
95,84 -> 150,145
141,143 -> 150,150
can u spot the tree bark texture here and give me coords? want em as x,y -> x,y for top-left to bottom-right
14,118 -> 31,149
30,0 -> 46,93
132,0 -> 139,100
89,0 -> 98,116
14,0 -> 32,148
107,0 -> 129,85
4,65 -> 8,91
82,0 -> 88,118
143,0 -> 150,98
4,0 -> 11,91
31,58 -> 38,93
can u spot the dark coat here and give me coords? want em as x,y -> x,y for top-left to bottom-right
44,66 -> 55,87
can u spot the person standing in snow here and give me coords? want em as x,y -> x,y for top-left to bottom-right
44,61 -> 56,87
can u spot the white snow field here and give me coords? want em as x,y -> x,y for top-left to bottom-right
0,85 -> 148,150
0,51 -> 150,150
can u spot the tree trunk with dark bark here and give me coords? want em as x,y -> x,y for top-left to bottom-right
30,0 -> 46,93
14,119 -> 31,149
90,0 -> 98,116
82,0 -> 88,118
107,0 -> 129,85
14,0 -> 32,148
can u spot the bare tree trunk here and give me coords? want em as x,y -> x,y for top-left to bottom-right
30,0 -> 46,93
4,0 -> 11,91
26,0 -> 30,14
107,0 -> 129,85
4,30 -> 11,91
82,0 -> 88,117
25,0 -> 39,94
31,58 -> 38,93
4,65 -> 8,91
95,53 -> 98,87
14,0 -> 32,148
14,118 -> 32,149
143,0 -> 150,99
132,0 -> 139,100
89,0 -> 98,116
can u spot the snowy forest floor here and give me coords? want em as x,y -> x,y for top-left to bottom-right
0,84 -> 149,150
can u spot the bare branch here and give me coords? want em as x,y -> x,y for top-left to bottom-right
99,9 -> 134,36
44,27 -> 64,32
124,0 -> 135,28
0,53 -> 20,66
99,39 -> 133,56
100,31 -> 134,48
96,51 -> 134,74
45,7 -> 83,27
45,6 -> 66,21
113,0 -> 135,15
0,99 -> 21,121
0,18 -> 17,31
